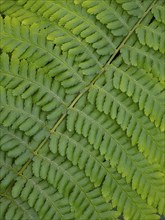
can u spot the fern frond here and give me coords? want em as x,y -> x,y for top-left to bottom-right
15,0 -> 119,77
0,195 -> 40,220
86,84 -> 164,167
0,126 -> 38,165
116,0 -> 153,18
32,151 -> 117,220
0,53 -> 71,121
120,35 -> 165,82
47,28 -> 106,77
152,0 -> 165,24
0,15 -> 86,94
49,125 -> 161,218
136,20 -> 165,53
77,0 -> 137,36
0,0 -> 164,219
0,0 -> 112,78
109,57 -> 165,130
12,167 -> 75,220
101,169 -> 160,219
0,151 -> 20,193
0,87 -> 49,141
48,1 -> 116,51
50,123 -> 164,210
17,0 -> 117,55
49,128 -> 107,187
0,0 -> 41,24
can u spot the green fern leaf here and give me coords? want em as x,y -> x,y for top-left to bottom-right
0,15 -> 86,94
101,170 -> 159,220
121,36 -> 165,82
32,150 -> 117,220
0,195 -> 40,220
116,0 -> 153,18
152,0 -> 165,24
0,152 -> 20,193
0,0 -> 164,219
86,85 -> 164,167
0,0 -> 110,78
18,0 -> 117,55
136,20 -> 165,53
109,57 -> 165,130
0,126 -> 39,165
49,123 -> 164,210
0,53 -> 71,121
78,0 -> 137,36
12,167 -> 75,220
0,87 -> 49,141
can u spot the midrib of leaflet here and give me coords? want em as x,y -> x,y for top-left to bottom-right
15,0 -> 157,179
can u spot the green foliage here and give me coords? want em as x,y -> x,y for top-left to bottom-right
121,35 -> 165,82
0,152 -> 20,193
0,194 -> 39,220
0,0 -> 165,220
0,86 -> 50,141
0,126 -> 38,165
32,148 -> 117,220
110,57 -> 165,129
136,20 -> 165,53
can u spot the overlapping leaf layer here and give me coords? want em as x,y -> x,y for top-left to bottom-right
0,0 -> 165,219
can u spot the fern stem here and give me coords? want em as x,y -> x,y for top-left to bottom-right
17,160 -> 31,176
